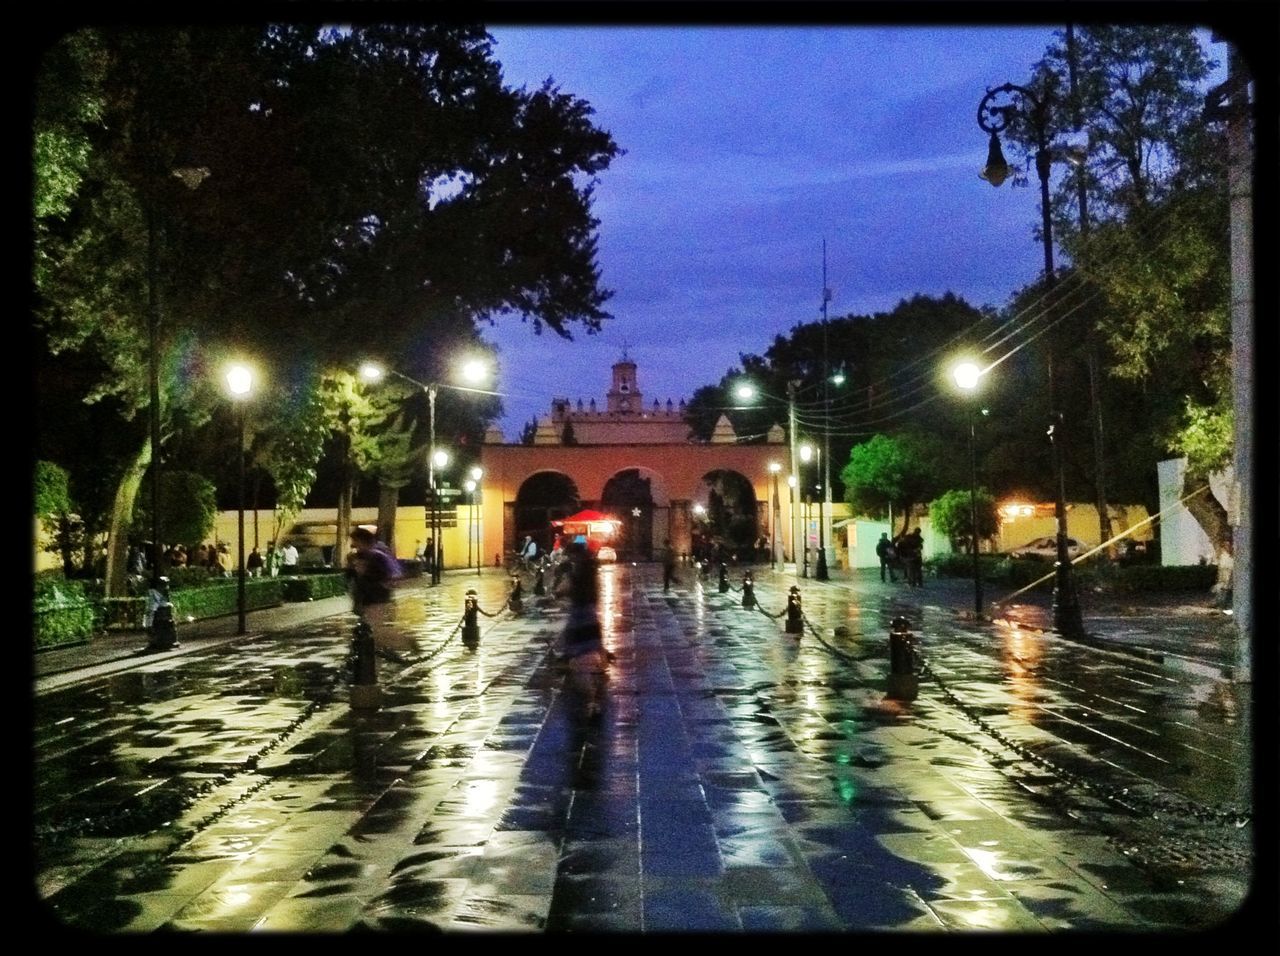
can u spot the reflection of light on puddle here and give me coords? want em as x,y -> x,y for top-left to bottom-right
965,846 -> 1013,881
213,886 -> 255,912
462,778 -> 500,815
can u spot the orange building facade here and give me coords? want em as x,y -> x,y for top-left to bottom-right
477,353 -> 792,564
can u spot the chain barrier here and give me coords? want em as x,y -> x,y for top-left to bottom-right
915,654 -> 1251,829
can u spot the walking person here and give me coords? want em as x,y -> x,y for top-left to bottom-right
898,528 -> 925,587
661,537 -> 677,592
554,541 -> 609,718
345,526 -> 402,641
876,532 -> 897,583
280,541 -> 299,574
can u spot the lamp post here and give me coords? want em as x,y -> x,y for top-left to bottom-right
768,461 -> 781,570
226,362 -> 254,636
464,478 -> 476,569
787,380 -> 803,579
953,360 -> 983,617
977,81 -> 1083,637
800,442 -> 820,581
468,465 -> 483,574
359,358 -> 493,586
818,240 -> 832,582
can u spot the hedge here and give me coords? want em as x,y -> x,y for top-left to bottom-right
926,553 -> 1217,593
36,572 -> 349,643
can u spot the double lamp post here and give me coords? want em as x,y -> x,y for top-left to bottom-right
359,359 -> 492,584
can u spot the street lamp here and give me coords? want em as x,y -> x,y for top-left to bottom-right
799,442 -> 819,580
953,360 -> 984,618
225,362 -> 254,636
359,358 -> 494,585
768,461 -> 782,570
465,465 -> 482,571
787,380 -> 803,579
977,81 -> 1083,637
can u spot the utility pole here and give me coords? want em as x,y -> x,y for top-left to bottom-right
1066,23 -> 1114,561
817,240 -> 832,580
1204,40 -> 1253,683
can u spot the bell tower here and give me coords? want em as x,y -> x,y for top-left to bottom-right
606,346 -> 642,415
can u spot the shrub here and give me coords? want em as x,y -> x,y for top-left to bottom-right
34,575 -> 98,648
1104,563 -> 1217,593
282,573 -> 349,603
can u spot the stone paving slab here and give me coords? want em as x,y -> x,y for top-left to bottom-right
32,565 -> 1262,934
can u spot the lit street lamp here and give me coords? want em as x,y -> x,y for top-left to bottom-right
800,442 -> 822,581
467,465 -> 483,573
226,362 -> 254,636
359,358 -> 494,585
768,461 -> 782,569
977,81 -> 1083,637
953,360 -> 984,618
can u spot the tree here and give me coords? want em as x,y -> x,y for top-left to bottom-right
1010,26 -> 1232,569
929,488 -> 999,553
840,431 -> 948,537
34,24 -> 620,593
131,471 -> 218,550
35,460 -> 78,577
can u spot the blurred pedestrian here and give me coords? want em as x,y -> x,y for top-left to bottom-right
246,547 -> 264,577
898,528 -> 924,587
554,540 -> 609,718
280,541 -> 299,574
345,526 -> 402,639
662,537 -> 677,592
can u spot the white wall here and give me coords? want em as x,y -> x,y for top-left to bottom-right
1157,457 -> 1231,567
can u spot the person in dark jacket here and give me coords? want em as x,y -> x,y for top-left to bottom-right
875,532 -> 897,583
346,527 -> 401,634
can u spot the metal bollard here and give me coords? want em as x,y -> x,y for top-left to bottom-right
718,562 -> 729,593
741,570 -> 755,609
508,574 -> 523,614
462,589 -> 481,646
533,564 -> 546,596
146,577 -> 179,650
886,615 -> 918,701
785,585 -> 803,635
350,615 -> 382,709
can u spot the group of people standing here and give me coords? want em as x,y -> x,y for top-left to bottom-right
876,529 -> 925,587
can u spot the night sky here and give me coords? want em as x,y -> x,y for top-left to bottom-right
477,21 -> 1227,438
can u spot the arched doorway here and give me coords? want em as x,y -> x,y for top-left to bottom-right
692,469 -> 758,562
513,472 -> 579,554
601,468 -> 658,560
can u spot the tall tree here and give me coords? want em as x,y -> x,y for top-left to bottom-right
1008,27 -> 1231,563
34,23 -> 620,594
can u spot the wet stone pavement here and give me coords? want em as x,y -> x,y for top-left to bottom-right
32,564 -> 1260,934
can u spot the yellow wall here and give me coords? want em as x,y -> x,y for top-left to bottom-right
995,503 -> 1153,553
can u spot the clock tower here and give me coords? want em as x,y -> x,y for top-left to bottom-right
606,348 -> 641,415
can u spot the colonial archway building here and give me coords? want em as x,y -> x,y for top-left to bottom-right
478,353 -> 793,565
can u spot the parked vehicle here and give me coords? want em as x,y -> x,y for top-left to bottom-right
1010,535 -> 1084,561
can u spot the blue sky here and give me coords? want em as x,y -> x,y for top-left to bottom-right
477,23 -> 1228,438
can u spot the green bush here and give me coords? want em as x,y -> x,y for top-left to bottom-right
168,578 -> 285,619
34,575 -> 98,648
1104,563 -> 1217,593
282,573 -> 349,603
